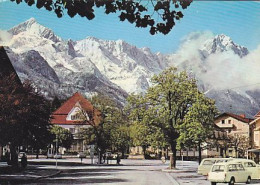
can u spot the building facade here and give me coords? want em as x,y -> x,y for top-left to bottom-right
51,92 -> 100,153
250,111 -> 260,149
214,113 -> 253,158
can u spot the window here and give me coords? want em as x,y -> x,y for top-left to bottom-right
69,128 -> 75,133
71,113 -> 81,120
245,162 -> 256,167
203,160 -> 215,165
222,120 -> 225,124
212,165 -> 225,172
228,120 -> 231,124
237,164 -> 245,171
255,133 -> 259,141
228,164 -> 237,171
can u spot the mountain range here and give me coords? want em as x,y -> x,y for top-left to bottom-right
0,18 -> 259,117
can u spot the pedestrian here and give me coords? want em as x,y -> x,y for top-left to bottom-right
161,156 -> 166,163
21,153 -> 27,168
103,153 -> 106,164
116,154 -> 120,165
5,151 -> 10,165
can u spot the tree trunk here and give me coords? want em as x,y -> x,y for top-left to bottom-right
198,143 -> 202,164
36,148 -> 39,159
10,144 -> 18,167
170,142 -> 177,169
121,149 -> 125,159
142,146 -> 147,159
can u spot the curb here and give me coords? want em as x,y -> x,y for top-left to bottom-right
36,170 -> 61,180
165,172 -> 180,185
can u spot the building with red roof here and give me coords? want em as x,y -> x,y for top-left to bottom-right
214,112 -> 253,157
249,112 -> 260,154
51,92 -> 100,152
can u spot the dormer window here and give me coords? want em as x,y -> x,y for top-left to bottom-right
222,120 -> 225,124
71,113 -> 81,120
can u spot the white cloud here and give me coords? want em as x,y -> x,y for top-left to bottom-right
169,31 -> 260,92
0,30 -> 13,46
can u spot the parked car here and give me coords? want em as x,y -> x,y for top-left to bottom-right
18,152 -> 27,159
47,148 -> 54,158
208,161 -> 252,185
232,159 -> 260,179
77,152 -> 86,158
198,158 -> 233,175
54,153 -> 62,159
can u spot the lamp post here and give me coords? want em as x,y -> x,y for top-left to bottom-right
56,134 -> 58,169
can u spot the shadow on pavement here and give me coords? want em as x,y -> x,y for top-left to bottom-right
1,167 -> 131,184
37,168 -> 130,184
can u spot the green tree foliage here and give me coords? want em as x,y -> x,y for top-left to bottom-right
51,96 -> 62,111
178,94 -> 218,164
0,74 -> 52,166
11,0 -> 192,35
81,94 -> 130,159
50,125 -> 73,150
126,94 -> 166,158
127,67 -> 217,168
146,67 -> 199,168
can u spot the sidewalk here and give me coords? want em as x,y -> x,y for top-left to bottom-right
162,161 -> 207,185
0,164 -> 60,183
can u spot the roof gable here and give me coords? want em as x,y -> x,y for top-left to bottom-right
51,92 -> 100,125
216,112 -> 253,124
53,92 -> 94,115
254,111 -> 260,118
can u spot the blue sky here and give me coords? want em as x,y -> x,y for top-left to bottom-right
0,1 -> 259,53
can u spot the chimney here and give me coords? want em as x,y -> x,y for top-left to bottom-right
239,114 -> 245,118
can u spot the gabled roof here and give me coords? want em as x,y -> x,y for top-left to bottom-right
254,111 -> 260,118
215,112 -> 253,124
51,92 -> 100,125
249,117 -> 260,125
0,46 -> 22,85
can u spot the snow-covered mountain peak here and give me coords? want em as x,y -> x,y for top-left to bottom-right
9,18 -> 61,43
200,34 -> 249,58
215,34 -> 232,45
23,17 -> 37,26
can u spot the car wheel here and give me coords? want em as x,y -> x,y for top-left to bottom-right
211,182 -> 217,185
229,177 -> 235,185
246,176 -> 251,184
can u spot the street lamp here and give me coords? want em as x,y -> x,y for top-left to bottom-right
56,134 -> 58,169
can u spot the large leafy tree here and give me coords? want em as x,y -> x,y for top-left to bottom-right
178,94 -> 218,164
0,74 -> 52,166
11,0 -> 192,35
80,94 -> 129,161
145,67 -> 199,168
126,94 -> 166,158
127,67 -> 217,168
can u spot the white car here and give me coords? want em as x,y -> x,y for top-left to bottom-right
77,152 -> 86,158
54,153 -> 62,159
198,158 -> 233,175
208,161 -> 252,185
232,159 -> 260,179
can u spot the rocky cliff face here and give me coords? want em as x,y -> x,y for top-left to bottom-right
1,19 -> 259,117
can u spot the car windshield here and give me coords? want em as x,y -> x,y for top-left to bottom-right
212,165 -> 225,172
202,160 -> 215,165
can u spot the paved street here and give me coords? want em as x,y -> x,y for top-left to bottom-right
1,158 -> 260,185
